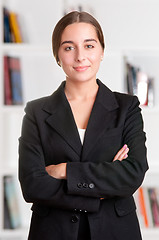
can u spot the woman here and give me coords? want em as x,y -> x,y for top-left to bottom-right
19,11 -> 148,240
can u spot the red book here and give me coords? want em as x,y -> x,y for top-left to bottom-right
3,56 -> 12,105
8,57 -> 23,105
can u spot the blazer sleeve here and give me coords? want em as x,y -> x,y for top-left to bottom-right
66,95 -> 149,198
18,102 -> 100,213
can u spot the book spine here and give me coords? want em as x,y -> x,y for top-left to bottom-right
3,8 -> 12,43
148,188 -> 159,227
148,78 -> 154,107
4,176 -> 21,229
138,187 -> 149,227
3,56 -> 12,105
8,57 -> 23,105
126,61 -> 154,107
137,71 -> 148,106
9,12 -> 23,43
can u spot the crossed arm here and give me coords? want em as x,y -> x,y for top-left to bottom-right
45,144 -> 129,180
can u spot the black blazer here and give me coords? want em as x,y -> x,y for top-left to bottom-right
19,79 -> 148,240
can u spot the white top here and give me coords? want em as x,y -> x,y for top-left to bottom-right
78,128 -> 86,144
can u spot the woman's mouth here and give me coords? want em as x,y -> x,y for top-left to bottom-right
73,66 -> 89,72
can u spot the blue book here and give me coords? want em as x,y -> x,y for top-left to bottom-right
8,57 -> 23,105
3,8 -> 12,43
4,176 -> 21,229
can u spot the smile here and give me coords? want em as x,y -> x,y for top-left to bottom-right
73,66 -> 89,72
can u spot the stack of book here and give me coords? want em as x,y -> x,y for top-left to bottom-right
4,175 -> 21,229
134,187 -> 159,228
3,7 -> 23,43
3,56 -> 23,105
126,62 -> 154,107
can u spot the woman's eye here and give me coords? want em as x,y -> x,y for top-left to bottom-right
86,45 -> 94,49
65,46 -> 74,51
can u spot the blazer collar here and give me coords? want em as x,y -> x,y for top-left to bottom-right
42,79 -> 119,159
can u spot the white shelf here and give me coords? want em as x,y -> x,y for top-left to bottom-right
1,43 -> 52,56
142,106 -> 159,113
0,167 -> 18,177
122,47 -> 159,56
143,164 -> 159,187
141,228 -> 159,240
0,105 -> 24,113
0,228 -> 29,239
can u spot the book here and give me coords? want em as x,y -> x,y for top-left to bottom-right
9,11 -> 23,43
148,78 -> 154,107
125,62 -> 154,107
3,8 -> 12,43
4,175 -> 21,229
3,56 -> 12,105
3,7 -> 23,43
134,187 -> 159,228
4,195 -> 12,229
134,187 -> 154,228
126,63 -> 139,96
148,188 -> 159,227
8,57 -> 23,105
138,187 -> 149,227
3,56 -> 23,105
137,71 -> 148,106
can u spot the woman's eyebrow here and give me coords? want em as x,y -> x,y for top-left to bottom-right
61,40 -> 73,45
61,39 -> 97,46
84,39 -> 97,43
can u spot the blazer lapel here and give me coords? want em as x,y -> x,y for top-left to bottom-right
43,82 -> 82,157
81,79 -> 119,161
42,80 -> 119,161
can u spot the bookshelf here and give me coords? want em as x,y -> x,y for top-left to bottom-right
0,0 -> 64,239
0,0 -> 159,239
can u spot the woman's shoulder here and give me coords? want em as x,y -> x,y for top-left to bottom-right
97,79 -> 140,110
114,91 -> 140,106
112,91 -> 141,114
25,95 -> 51,110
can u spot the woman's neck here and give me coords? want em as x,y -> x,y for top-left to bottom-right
64,79 -> 99,101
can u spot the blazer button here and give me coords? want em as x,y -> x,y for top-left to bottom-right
83,183 -> 88,188
71,215 -> 79,223
89,183 -> 95,189
77,183 -> 83,188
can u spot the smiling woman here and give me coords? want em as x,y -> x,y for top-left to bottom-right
57,22 -> 104,85
52,11 -> 105,65
19,11 -> 148,240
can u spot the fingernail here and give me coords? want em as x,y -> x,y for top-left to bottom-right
124,144 -> 127,149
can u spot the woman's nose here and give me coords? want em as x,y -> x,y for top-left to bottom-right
75,48 -> 86,62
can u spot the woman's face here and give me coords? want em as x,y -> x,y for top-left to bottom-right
58,22 -> 104,84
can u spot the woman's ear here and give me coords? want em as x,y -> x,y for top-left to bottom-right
101,54 -> 104,61
57,60 -> 61,67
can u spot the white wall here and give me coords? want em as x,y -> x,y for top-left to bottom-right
72,0 -> 159,49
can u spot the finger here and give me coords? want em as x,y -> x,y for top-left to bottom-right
123,153 -> 128,159
118,147 -> 129,161
113,144 -> 127,161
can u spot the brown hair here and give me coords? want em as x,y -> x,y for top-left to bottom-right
52,11 -> 105,65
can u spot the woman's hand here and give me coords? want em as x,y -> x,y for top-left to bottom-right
113,144 -> 129,162
100,145 -> 129,200
45,145 -> 129,196
45,163 -> 67,179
